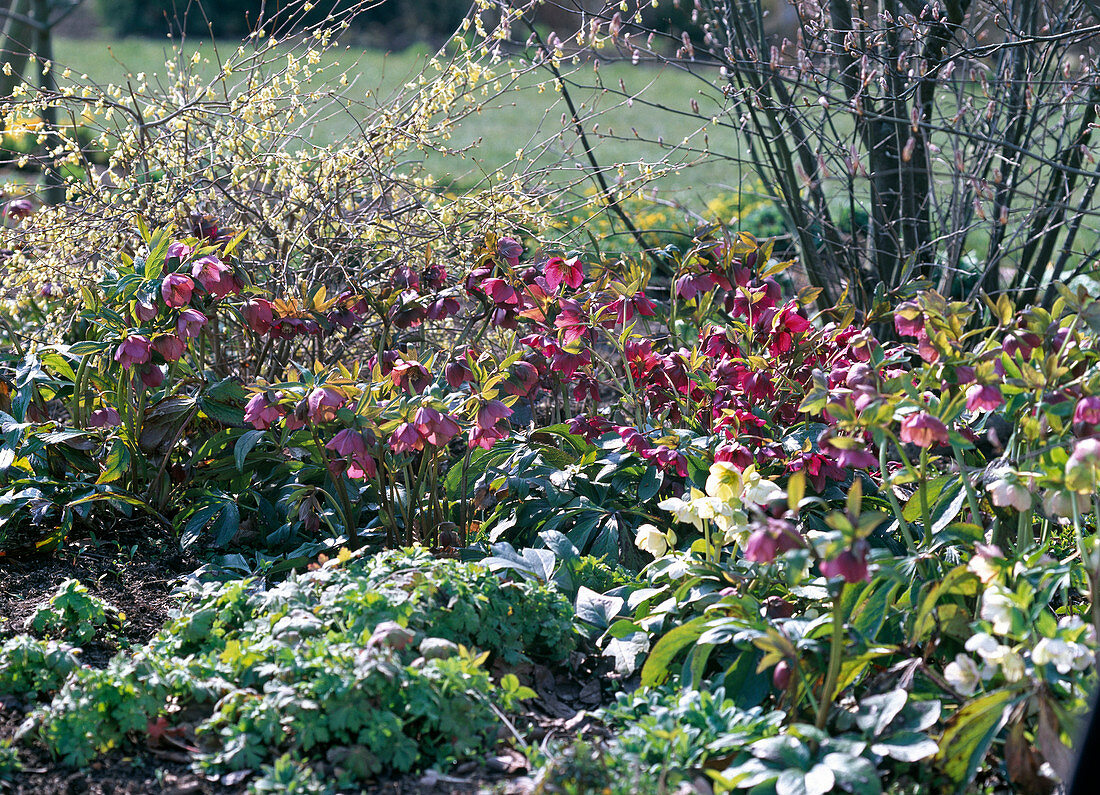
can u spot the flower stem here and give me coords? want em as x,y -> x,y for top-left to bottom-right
879,439 -> 916,551
919,447 -> 932,547
952,443 -> 984,530
815,582 -> 849,731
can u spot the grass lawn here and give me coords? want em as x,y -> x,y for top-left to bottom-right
49,36 -> 763,213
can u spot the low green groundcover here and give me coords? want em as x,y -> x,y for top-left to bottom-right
1,548 -> 575,786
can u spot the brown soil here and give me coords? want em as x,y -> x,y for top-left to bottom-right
0,531 -> 209,794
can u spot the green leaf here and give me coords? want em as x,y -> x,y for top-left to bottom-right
602,633 -> 649,676
96,439 -> 130,485
180,501 -> 223,549
68,341 -> 111,357
199,398 -> 244,426
935,687 -> 1022,790
871,731 -> 938,762
909,565 -> 979,644
234,429 -> 266,471
850,580 -> 899,643
640,616 -> 708,687
575,586 -> 624,630
40,353 -> 77,381
638,465 -> 662,502
212,502 -> 240,547
856,690 -> 908,736
823,753 -> 880,794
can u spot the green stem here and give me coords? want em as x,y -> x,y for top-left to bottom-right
71,354 -> 90,426
1017,508 -> 1033,554
815,582 -> 849,731
879,439 -> 917,551
919,447 -> 932,547
952,443 -> 985,531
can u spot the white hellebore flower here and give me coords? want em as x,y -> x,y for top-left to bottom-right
986,474 -> 1032,512
719,509 -> 750,546
1042,489 -> 1076,520
980,584 -> 1017,635
741,466 -> 786,506
1058,614 -> 1097,644
965,633 -> 1025,682
705,461 -> 742,503
944,654 -> 983,695
693,495 -> 735,528
964,632 -> 1002,660
635,523 -> 674,557
967,554 -> 999,585
998,649 -> 1026,682
658,489 -> 706,532
1032,638 -> 1080,674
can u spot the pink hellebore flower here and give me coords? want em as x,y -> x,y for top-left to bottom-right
208,271 -> 242,300
675,272 -> 718,301
414,406 -> 461,447
87,406 -> 121,428
421,263 -> 448,292
138,364 -> 164,389
987,475 -> 1032,512
165,242 -> 192,262
966,384 -> 1004,413
390,422 -> 424,453
550,348 -> 591,380
502,360 -> 540,397
468,421 -> 508,450
1065,438 -> 1100,494
134,298 -> 158,322
152,334 -> 185,362
481,277 -> 519,308
176,308 -> 207,339
900,411 -> 949,448
498,236 -> 524,268
244,392 -> 284,430
5,198 -> 33,219
554,300 -> 591,346
191,255 -> 230,292
326,429 -> 377,479
445,356 -> 474,389
243,298 -> 275,334
346,455 -> 377,480
743,519 -> 801,564
390,292 -> 427,329
161,273 -> 195,308
641,445 -> 688,477
476,399 -> 513,430
426,296 -> 460,321
836,446 -> 878,470
390,360 -> 431,394
391,263 -> 420,291
820,539 -> 871,583
1073,396 -> 1100,426
114,335 -> 152,368
544,256 -> 584,291
894,302 -> 924,337
307,387 -> 345,424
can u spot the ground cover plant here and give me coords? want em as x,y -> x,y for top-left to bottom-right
0,1 -> 1099,794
